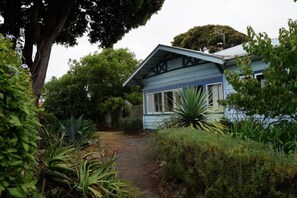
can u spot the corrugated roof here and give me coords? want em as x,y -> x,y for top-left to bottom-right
214,38 -> 279,60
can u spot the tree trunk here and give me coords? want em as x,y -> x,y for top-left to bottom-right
31,40 -> 53,104
28,0 -> 74,104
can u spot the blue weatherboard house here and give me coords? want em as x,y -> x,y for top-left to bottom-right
124,40 -> 278,130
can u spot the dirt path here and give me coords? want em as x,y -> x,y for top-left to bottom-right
98,132 -> 160,198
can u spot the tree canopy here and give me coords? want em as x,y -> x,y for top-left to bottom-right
0,0 -> 165,100
43,48 -> 142,127
171,24 -> 248,53
222,20 -> 297,123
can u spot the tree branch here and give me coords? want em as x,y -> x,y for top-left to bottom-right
45,0 -> 75,41
32,0 -> 41,43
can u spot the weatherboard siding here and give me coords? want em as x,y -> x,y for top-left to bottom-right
143,115 -> 172,130
142,58 -> 224,130
143,62 -> 222,92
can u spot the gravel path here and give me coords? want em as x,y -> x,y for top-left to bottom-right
99,132 -> 160,198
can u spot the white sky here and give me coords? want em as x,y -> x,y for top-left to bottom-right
46,0 -> 297,81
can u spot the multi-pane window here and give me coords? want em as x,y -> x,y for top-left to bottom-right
154,92 -> 162,112
147,90 -> 178,114
164,91 -> 174,112
206,83 -> 223,107
147,84 -> 223,114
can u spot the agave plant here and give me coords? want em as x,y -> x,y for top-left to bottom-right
168,87 -> 225,134
75,158 -> 131,198
60,115 -> 97,146
43,144 -> 76,186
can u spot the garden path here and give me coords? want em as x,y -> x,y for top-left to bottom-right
99,132 -> 160,198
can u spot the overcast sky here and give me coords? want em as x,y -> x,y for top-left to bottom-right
46,0 -> 297,81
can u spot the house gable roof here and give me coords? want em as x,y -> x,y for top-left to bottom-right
124,39 -> 279,87
123,44 -> 225,87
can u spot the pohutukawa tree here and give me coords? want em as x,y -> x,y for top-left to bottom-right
0,0 -> 165,102
172,24 -> 248,53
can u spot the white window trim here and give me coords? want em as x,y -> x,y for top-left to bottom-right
206,82 -> 223,107
146,89 -> 179,114
163,90 -> 179,114
240,75 -> 253,80
254,72 -> 265,87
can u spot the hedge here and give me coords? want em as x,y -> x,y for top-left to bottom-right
152,128 -> 297,197
119,117 -> 143,134
0,35 -> 39,197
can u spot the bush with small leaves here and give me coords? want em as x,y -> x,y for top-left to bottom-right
0,35 -> 39,197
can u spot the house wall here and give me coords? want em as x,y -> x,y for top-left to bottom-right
142,57 -> 224,130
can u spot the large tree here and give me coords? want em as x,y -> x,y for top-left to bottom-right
0,0 -> 164,101
172,24 -> 248,53
43,48 -> 141,126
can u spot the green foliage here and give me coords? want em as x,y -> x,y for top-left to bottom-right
229,120 -> 297,153
42,76 -> 90,120
152,128 -> 297,197
60,115 -> 97,146
76,159 -> 130,198
120,118 -> 143,134
43,144 -> 75,186
43,48 -> 140,128
0,1 -> 165,47
223,20 -> 297,122
0,35 -> 39,196
99,97 -> 124,115
123,92 -> 143,106
0,0 -> 165,99
163,87 -> 225,134
40,130 -> 132,197
38,113 -> 96,150
172,24 -> 248,53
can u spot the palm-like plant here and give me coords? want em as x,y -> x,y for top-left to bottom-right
167,87 -> 225,134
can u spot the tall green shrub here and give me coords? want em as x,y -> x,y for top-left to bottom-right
223,20 -> 297,122
0,35 -> 39,197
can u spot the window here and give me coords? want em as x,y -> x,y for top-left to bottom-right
164,91 -> 174,112
254,73 -> 265,87
240,75 -> 252,80
146,90 -> 179,114
147,93 -> 154,113
195,85 -> 203,93
154,92 -> 162,112
206,83 -> 223,107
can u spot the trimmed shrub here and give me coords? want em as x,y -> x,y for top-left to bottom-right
0,35 -> 39,196
152,128 -> 297,197
120,117 -> 143,134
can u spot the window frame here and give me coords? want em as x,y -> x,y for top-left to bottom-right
254,72 -> 265,87
146,89 -> 180,114
206,82 -> 223,107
